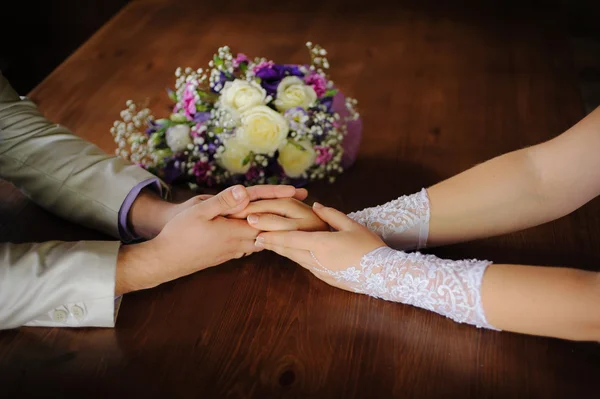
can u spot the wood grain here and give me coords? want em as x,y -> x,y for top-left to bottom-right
1,0 -> 599,397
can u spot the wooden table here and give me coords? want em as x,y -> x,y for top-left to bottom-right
1,1 -> 599,397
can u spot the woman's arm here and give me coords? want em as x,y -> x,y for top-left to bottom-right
426,105 -> 600,246
481,263 -> 600,341
345,106 -> 600,249
254,204 -> 600,342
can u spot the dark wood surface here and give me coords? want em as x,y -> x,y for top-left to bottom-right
1,1 -> 599,397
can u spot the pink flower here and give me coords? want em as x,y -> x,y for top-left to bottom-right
305,73 -> 327,98
182,83 -> 197,119
233,53 -> 249,68
191,123 -> 207,138
315,146 -> 333,165
252,60 -> 275,75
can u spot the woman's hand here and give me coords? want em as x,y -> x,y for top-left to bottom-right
254,202 -> 386,292
230,198 -> 330,232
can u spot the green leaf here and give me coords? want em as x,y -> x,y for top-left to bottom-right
167,88 -> 177,102
154,148 -> 173,161
213,127 -> 224,134
267,176 -> 279,185
148,133 -> 163,146
169,113 -> 188,122
155,118 -> 171,126
242,152 -> 253,166
196,104 -> 209,112
239,62 -> 248,73
213,55 -> 224,67
288,140 -> 307,151
324,89 -> 338,97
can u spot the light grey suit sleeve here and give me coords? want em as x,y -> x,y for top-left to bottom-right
0,241 -> 122,329
0,72 -> 163,329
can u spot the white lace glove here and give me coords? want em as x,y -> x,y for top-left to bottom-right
347,188 -> 430,250
315,246 -> 497,329
257,202 -> 499,331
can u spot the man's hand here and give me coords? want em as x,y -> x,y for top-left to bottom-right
116,185 -> 267,295
127,185 -> 309,240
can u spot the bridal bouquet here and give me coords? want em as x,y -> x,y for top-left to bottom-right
111,42 -> 361,188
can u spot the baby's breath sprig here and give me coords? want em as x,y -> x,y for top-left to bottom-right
306,42 -> 330,73
344,96 -> 360,121
110,100 -> 156,168
209,46 -> 235,92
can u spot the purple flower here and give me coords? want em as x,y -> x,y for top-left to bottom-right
244,167 -> 260,182
193,160 -> 212,184
284,107 -> 309,133
193,111 -> 211,123
161,157 -> 185,184
318,96 -> 334,113
211,71 -> 230,93
252,60 -> 275,75
305,73 -> 327,97
146,119 -> 165,135
254,64 -> 305,95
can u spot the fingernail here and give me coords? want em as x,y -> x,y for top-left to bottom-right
255,236 -> 265,247
232,186 -> 245,201
247,214 -> 259,224
313,202 -> 324,209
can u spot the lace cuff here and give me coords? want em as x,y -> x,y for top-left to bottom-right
347,188 -> 431,250
320,246 -> 499,330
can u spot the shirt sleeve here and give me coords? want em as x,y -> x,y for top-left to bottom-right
117,178 -> 164,243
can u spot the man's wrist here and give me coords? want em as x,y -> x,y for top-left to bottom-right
115,241 -> 161,296
128,188 -> 175,240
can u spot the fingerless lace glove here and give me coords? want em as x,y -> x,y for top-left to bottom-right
347,188 -> 430,250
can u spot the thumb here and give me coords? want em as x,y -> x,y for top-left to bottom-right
312,202 -> 357,231
196,185 -> 249,219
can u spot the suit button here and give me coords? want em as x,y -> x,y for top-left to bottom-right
52,309 -> 69,323
70,305 -> 85,321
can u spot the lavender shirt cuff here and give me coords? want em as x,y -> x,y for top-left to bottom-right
118,178 -> 163,242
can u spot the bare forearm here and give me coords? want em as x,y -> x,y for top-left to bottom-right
426,148 -> 546,246
482,265 -> 600,341
426,106 -> 600,247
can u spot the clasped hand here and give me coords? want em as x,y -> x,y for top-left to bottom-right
119,185 -> 387,296
230,196 -> 387,293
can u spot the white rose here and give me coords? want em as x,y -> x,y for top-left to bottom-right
220,79 -> 267,113
273,76 -> 317,112
218,137 -> 252,174
236,105 -> 289,154
165,124 -> 192,152
277,139 -> 316,178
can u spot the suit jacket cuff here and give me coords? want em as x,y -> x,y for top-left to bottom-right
0,241 -> 122,329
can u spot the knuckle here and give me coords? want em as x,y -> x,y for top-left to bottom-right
191,195 -> 203,204
218,193 -> 233,209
